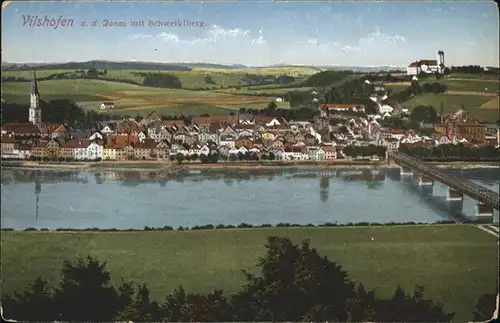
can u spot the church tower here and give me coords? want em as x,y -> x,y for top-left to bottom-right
29,70 -> 42,126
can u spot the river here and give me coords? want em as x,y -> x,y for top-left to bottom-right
1,167 -> 498,230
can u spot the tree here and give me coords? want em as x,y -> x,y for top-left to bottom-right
268,101 -> 278,110
473,293 -> 497,321
52,256 -> 121,321
1,276 -> 54,321
87,68 -> 99,78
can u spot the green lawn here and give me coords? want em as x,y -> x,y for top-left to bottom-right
403,93 -> 496,121
443,80 -> 500,93
446,73 -> 500,81
1,225 -> 497,322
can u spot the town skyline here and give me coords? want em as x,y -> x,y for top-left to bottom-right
2,1 -> 499,67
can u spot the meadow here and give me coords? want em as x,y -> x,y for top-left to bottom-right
402,93 -> 497,121
1,79 -> 278,116
2,67 -> 497,118
1,225 -> 497,322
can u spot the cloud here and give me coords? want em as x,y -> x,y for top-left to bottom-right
357,27 -> 406,47
129,25 -> 267,47
126,24 -> 270,65
128,34 -> 153,40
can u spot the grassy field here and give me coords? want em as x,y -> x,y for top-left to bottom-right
403,93 -> 497,121
1,79 -> 277,116
478,96 -> 500,111
1,225 -> 497,322
446,73 -> 500,81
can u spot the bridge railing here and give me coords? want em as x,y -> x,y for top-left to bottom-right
389,151 -> 499,209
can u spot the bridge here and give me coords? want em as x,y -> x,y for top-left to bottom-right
388,151 -> 499,216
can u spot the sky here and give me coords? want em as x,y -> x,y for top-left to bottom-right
2,1 -> 499,67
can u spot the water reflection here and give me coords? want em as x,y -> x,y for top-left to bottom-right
319,176 -> 329,203
1,167 -> 498,228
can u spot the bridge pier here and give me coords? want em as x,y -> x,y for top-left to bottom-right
400,166 -> 413,176
446,188 -> 464,201
418,175 -> 434,186
476,201 -> 494,217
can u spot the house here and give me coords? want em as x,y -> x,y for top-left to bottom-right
319,104 -> 366,117
219,137 -> 235,148
87,141 -> 103,160
189,144 -> 201,156
184,134 -> 198,146
238,146 -> 249,155
1,134 -> 18,159
1,122 -> 42,143
140,112 -> 162,127
137,131 -> 147,142
100,124 -> 115,135
31,141 -> 48,158
19,144 -> 32,159
436,135 -> 452,145
220,125 -> 236,138
270,148 -> 284,160
39,123 -> 69,140
176,143 -> 190,156
284,131 -> 296,143
260,132 -> 276,141
103,146 -> 117,160
100,101 -> 115,110
198,132 -> 218,145
133,142 -> 153,160
199,144 -> 210,156
307,146 -> 324,160
235,137 -> 253,149
228,147 -> 239,156
218,145 -> 231,157
271,139 -> 284,149
321,146 -> 337,160
283,146 -> 309,160
378,104 -> 394,115
89,131 -> 104,141
61,139 -> 91,160
70,131 -> 90,140
45,139 -> 61,158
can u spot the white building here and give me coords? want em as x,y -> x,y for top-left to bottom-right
87,141 -> 103,160
100,102 -> 115,110
407,50 -> 445,76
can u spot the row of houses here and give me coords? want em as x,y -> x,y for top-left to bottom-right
1,133 -> 341,161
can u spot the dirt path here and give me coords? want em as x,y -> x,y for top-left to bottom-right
444,90 -> 498,97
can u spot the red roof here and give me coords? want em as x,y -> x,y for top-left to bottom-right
408,60 -> 438,67
62,139 -> 90,149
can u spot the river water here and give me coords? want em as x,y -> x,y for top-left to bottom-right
1,167 -> 498,230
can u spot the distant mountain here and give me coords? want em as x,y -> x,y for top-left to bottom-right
1,60 -> 405,73
0,60 -> 252,71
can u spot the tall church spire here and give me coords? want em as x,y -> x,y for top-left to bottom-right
31,69 -> 39,96
29,69 -> 42,126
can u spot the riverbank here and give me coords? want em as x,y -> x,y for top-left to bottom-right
1,160 -> 498,172
1,224 -> 497,322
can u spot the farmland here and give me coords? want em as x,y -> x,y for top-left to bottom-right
1,79 -> 280,116
2,66 -> 498,118
402,93 -> 496,121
